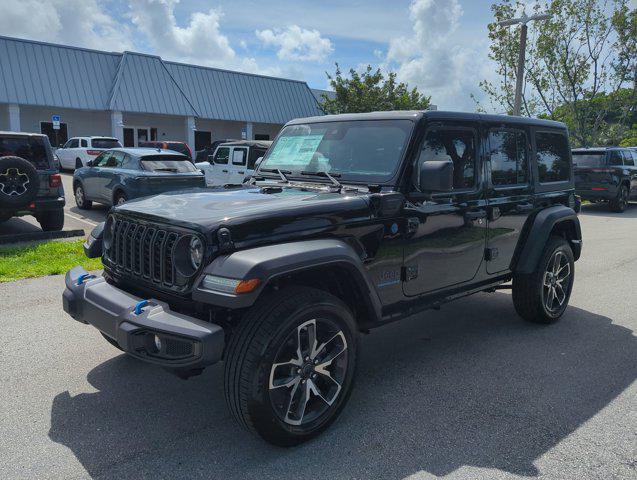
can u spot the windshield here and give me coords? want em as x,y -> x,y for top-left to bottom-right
141,156 -> 198,172
0,137 -> 50,170
572,151 -> 606,168
91,138 -> 121,149
259,120 -> 414,183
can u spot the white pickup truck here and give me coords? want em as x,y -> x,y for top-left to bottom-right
195,140 -> 271,186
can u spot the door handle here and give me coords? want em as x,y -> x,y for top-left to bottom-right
238,171 -> 245,175
516,203 -> 534,212
222,169 -> 228,173
464,210 -> 487,221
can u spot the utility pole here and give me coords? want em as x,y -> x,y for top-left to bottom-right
498,10 -> 552,116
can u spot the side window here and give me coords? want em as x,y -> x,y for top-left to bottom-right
214,147 -> 230,165
94,152 -> 110,167
622,150 -> 635,166
609,150 -> 623,166
488,129 -> 528,185
535,131 -> 570,183
121,154 -> 137,170
68,139 -> 79,148
103,151 -> 124,168
80,139 -> 88,148
248,148 -> 265,169
232,148 -> 247,166
416,128 -> 476,190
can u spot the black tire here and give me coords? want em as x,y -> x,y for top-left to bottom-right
113,190 -> 127,206
609,184 -> 629,212
101,332 -> 123,351
37,208 -> 65,231
0,156 -> 40,209
512,236 -> 575,324
75,158 -> 83,170
224,286 -> 358,446
74,182 -> 92,210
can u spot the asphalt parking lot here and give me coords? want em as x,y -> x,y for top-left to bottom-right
0,172 -> 107,237
0,203 -> 635,480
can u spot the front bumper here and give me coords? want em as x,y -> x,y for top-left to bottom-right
62,266 -> 224,370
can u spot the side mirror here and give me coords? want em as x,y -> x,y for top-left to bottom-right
208,155 -> 215,165
419,160 -> 454,193
254,157 -> 264,170
86,160 -> 94,167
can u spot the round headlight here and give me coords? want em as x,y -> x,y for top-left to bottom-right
190,236 -> 203,270
103,216 -> 116,250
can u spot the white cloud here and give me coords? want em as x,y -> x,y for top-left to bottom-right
0,0 -> 133,51
256,25 -> 333,62
385,0 -> 495,111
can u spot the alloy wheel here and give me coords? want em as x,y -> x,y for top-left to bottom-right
75,187 -> 84,207
0,168 -> 30,196
542,250 -> 571,314
269,318 -> 348,426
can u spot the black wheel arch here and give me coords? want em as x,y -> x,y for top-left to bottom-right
513,205 -> 582,275
192,238 -> 383,328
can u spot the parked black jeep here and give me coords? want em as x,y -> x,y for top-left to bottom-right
573,147 -> 637,212
0,131 -> 65,230
63,111 -> 581,446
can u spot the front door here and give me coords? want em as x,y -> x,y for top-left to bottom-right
403,123 -> 487,297
484,125 -> 534,274
230,147 -> 248,183
207,146 -> 231,186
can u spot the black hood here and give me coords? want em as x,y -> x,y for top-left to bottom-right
114,185 -> 373,245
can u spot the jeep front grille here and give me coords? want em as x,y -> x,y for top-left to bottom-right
107,218 -> 188,289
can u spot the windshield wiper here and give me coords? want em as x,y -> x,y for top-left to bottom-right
154,168 -> 179,172
300,170 -> 342,189
260,168 -> 291,183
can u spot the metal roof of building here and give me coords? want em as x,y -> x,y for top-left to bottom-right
0,35 -> 323,123
165,61 -> 322,124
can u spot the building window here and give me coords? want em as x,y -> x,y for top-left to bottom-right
40,122 -> 68,147
195,131 -> 212,151
254,134 -> 270,141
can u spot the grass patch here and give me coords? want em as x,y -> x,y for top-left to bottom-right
0,239 -> 102,283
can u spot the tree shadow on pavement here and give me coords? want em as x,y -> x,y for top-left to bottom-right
48,293 -> 637,479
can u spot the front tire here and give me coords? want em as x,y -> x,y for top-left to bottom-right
224,287 -> 358,446
512,236 -> 574,324
74,183 -> 92,210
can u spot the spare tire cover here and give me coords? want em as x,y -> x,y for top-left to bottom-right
0,156 -> 40,208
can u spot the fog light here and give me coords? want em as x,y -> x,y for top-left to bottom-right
154,335 -> 162,352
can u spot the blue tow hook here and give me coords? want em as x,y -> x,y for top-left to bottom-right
133,300 -> 149,315
77,273 -> 95,285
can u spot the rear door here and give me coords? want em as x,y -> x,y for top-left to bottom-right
485,125 -> 533,274
97,151 -> 125,202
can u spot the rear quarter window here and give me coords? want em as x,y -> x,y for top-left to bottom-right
535,131 -> 570,183
0,136 -> 51,170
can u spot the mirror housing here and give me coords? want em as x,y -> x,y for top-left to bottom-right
419,160 -> 454,193
207,154 -> 215,165
254,156 -> 264,170
86,159 -> 94,167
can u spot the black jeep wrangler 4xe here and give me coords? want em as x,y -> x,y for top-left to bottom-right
63,111 -> 581,446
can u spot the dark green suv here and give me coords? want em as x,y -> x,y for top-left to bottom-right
0,131 -> 65,231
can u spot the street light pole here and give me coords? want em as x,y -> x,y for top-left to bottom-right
498,11 -> 552,116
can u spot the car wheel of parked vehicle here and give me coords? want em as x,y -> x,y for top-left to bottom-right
609,184 -> 629,212
0,156 -> 40,209
512,236 -> 574,324
100,332 -> 123,351
36,208 -> 65,232
74,183 -> 92,210
75,158 -> 83,170
224,286 -> 358,446
114,191 -> 127,206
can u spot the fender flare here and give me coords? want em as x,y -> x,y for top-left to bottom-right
192,238 -> 383,322
514,205 -> 582,275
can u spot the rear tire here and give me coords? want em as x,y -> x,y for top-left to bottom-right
224,286 -> 358,446
609,185 -> 629,212
37,208 -> 65,231
512,236 -> 574,324
74,183 -> 92,210
75,158 -> 83,170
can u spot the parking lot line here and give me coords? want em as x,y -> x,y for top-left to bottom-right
64,212 -> 97,227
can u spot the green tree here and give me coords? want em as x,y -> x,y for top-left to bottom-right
479,0 -> 636,147
321,64 -> 430,114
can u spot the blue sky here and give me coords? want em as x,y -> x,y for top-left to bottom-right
0,0 -> 504,110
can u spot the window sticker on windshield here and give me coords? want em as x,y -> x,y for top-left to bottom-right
268,134 -> 324,166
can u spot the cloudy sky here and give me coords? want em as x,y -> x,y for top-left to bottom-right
0,0 -> 513,111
